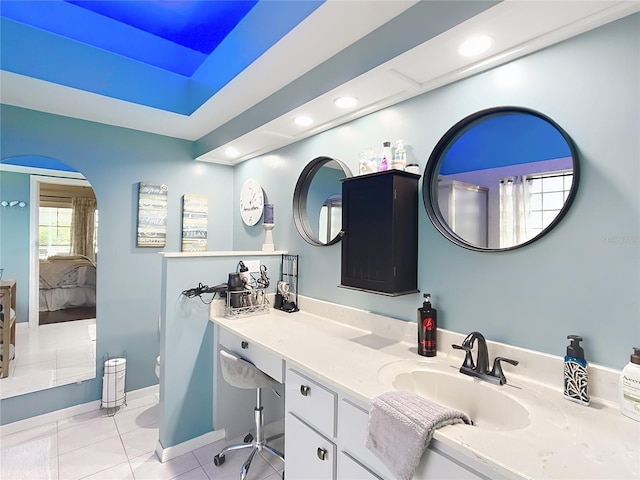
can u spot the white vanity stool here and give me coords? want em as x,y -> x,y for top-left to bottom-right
214,348 -> 284,479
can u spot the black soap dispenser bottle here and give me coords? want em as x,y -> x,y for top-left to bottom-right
564,335 -> 590,406
418,293 -> 437,357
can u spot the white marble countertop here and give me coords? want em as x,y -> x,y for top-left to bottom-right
210,299 -> 639,479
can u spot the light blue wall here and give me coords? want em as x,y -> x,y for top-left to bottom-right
0,12 -> 637,430
232,14 -> 640,368
0,171 -> 30,323
0,107 -> 234,424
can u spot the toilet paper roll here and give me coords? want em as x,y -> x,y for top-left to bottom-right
102,358 -> 126,408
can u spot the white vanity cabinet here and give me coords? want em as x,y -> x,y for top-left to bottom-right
338,398 -> 394,478
285,368 -> 338,479
339,396 -> 493,480
286,413 -> 337,479
218,327 -> 284,382
338,452 -> 382,479
284,365 -> 493,480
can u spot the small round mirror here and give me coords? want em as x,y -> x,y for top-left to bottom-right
293,156 -> 352,246
423,106 -> 580,252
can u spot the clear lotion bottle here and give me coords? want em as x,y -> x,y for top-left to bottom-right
563,335 -> 590,406
620,347 -> 640,421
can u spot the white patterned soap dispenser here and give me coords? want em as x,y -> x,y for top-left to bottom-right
564,335 -> 590,406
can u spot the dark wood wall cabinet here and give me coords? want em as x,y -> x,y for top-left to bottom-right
340,170 -> 419,296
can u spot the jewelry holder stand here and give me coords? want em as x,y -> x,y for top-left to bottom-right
274,254 -> 299,313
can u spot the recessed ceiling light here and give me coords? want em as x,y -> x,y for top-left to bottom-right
458,35 -> 493,57
294,115 -> 313,127
334,96 -> 358,109
224,147 -> 239,158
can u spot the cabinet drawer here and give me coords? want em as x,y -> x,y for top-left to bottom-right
338,452 -> 382,480
285,412 -> 336,480
218,328 -> 284,382
338,398 -> 394,478
286,368 -> 337,438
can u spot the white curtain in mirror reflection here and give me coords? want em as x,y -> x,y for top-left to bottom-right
499,176 -> 532,248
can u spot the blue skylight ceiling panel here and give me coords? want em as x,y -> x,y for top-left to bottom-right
1,0 -> 209,76
1,18 -> 193,114
192,0 -> 324,92
0,0 -> 324,116
66,0 -> 259,55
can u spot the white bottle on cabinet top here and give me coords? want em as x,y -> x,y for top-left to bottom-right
620,347 -> 640,421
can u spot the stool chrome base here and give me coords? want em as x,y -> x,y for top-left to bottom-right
214,389 -> 284,480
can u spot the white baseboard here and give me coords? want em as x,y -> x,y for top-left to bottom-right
0,384 -> 159,436
155,429 -> 226,463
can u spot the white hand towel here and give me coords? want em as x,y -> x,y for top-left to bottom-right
365,390 -> 472,480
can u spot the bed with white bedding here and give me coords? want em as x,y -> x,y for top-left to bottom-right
39,255 -> 96,312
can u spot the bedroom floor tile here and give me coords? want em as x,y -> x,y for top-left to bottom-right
1,319 -> 96,398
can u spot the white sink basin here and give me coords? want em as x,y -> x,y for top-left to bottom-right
393,369 -> 530,431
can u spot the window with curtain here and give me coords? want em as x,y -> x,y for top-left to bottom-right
528,171 -> 573,239
39,186 -> 98,260
71,197 -> 98,262
499,170 -> 573,247
39,206 -> 73,258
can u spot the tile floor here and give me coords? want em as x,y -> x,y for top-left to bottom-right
0,389 -> 285,480
0,319 -> 96,398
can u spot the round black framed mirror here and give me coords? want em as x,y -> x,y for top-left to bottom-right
423,106 -> 580,252
293,156 -> 352,246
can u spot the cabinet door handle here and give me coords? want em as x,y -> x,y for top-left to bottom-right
317,447 -> 328,461
300,385 -> 310,396
241,341 -> 249,349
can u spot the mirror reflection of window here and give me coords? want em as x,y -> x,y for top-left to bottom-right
432,109 -> 577,250
527,171 -> 573,239
319,195 -> 342,244
293,156 -> 352,246
306,161 -> 344,244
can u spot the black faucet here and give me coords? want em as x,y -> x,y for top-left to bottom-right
452,331 -> 519,385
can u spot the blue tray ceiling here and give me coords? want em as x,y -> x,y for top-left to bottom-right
0,0 -> 323,114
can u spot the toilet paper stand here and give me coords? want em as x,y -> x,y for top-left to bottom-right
101,351 -> 128,415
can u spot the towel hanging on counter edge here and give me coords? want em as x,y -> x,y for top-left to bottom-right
365,390 -> 473,480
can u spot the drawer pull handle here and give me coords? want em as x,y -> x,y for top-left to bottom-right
241,341 -> 249,349
317,447 -> 327,461
300,385 -> 310,396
